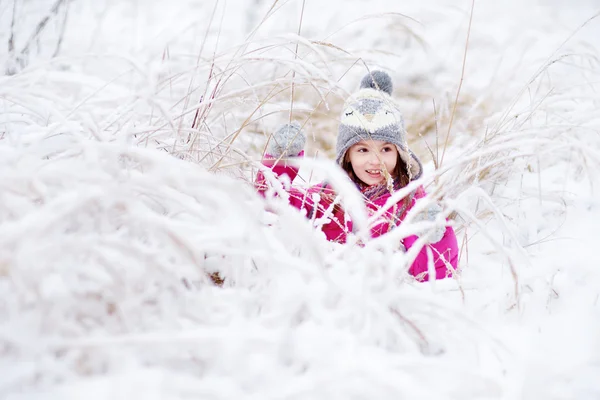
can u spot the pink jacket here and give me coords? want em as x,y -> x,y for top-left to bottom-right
256,156 -> 458,281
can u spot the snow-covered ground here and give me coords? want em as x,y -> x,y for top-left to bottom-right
1,0 -> 600,399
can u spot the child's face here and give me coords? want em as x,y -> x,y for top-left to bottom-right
347,140 -> 398,186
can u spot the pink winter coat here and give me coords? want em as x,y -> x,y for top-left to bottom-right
256,156 -> 458,281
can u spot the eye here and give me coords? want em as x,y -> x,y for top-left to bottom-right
382,146 -> 394,152
384,109 -> 392,115
345,110 -> 354,117
356,147 -> 368,153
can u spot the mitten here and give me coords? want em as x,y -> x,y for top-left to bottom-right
412,202 -> 446,244
266,121 -> 306,158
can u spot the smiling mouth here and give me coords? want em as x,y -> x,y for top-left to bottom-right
366,169 -> 382,175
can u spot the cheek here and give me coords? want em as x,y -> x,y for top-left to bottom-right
384,153 -> 398,169
348,152 -> 364,165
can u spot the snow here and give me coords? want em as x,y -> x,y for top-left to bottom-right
1,0 -> 600,399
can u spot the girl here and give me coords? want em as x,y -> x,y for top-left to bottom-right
256,71 -> 458,281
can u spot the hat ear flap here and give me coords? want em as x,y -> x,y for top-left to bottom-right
396,146 -> 423,181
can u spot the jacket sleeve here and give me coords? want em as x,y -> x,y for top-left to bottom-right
404,226 -> 458,281
255,152 -> 302,195
401,187 -> 459,281
255,152 -> 330,218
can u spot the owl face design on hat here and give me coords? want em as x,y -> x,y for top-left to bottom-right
341,95 -> 404,136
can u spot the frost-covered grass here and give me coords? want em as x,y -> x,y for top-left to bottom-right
1,0 -> 600,399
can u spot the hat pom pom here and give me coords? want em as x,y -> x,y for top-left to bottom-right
360,70 -> 393,95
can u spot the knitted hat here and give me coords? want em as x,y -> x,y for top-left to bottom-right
335,71 -> 423,180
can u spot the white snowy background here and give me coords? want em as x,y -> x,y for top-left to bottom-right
1,0 -> 600,399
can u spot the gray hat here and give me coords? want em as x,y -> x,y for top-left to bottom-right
335,71 -> 423,180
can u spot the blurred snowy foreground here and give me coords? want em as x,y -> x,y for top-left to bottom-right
1,0 -> 600,399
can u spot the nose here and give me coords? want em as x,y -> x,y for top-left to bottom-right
367,152 -> 380,165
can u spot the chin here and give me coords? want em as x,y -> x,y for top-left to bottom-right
363,178 -> 384,186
